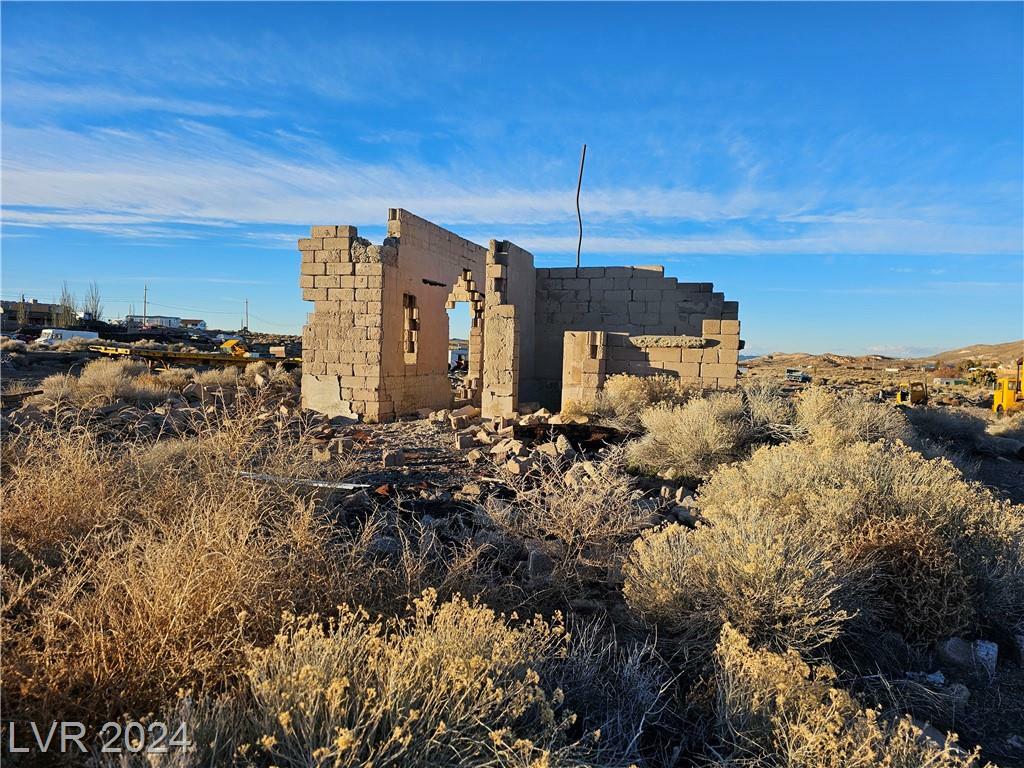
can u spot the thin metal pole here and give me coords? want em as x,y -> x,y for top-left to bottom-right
576,143 -> 587,272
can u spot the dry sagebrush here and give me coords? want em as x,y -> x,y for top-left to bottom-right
562,373 -> 694,432
794,387 -> 911,447
696,440 -> 1024,641
483,448 -> 654,593
711,623 -> 988,768
626,392 -> 756,481
624,516 -> 862,666
37,357 -> 184,407
245,591 -> 664,768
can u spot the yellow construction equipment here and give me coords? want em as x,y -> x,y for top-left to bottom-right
895,381 -> 928,406
88,341 -> 301,369
993,357 -> 1023,417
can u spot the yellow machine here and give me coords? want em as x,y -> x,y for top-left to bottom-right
895,381 -> 928,406
219,338 -> 249,356
993,357 -> 1023,417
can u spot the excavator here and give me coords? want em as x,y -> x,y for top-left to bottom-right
993,357 -> 1023,417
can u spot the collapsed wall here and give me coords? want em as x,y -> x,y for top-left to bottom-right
298,210 -> 743,421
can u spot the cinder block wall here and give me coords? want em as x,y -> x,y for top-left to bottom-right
299,225 -> 393,420
561,326 -> 742,406
534,266 -> 739,408
481,240 -> 536,418
299,210 -> 488,421
300,212 -> 742,421
380,209 -> 487,417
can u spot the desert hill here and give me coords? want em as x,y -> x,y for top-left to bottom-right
749,340 -> 1022,370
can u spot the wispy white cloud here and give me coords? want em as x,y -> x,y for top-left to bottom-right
3,120 -> 1020,258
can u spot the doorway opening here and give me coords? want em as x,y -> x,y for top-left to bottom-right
444,269 -> 484,406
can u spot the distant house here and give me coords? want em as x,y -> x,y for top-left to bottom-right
0,298 -> 71,326
180,318 -> 207,331
933,377 -> 967,386
126,314 -> 181,328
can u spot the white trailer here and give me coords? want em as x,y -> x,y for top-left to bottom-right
37,328 -> 100,345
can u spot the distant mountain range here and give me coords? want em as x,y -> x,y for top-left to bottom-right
747,340 -> 1022,369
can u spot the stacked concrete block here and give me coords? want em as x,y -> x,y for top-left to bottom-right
481,240 -> 536,419
299,225 -> 394,420
299,209 -> 742,422
559,326 -> 743,407
534,266 -> 742,407
561,331 -> 608,406
379,209 -> 488,417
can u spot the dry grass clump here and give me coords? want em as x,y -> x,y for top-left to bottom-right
0,427 -> 134,564
484,448 -> 653,592
0,335 -> 27,353
627,393 -> 755,480
0,406 -> 379,725
795,386 -> 911,446
37,357 -> 181,407
244,592 -> 610,767
696,440 -> 1024,641
624,516 -> 861,664
989,410 -> 1024,441
7,495 -> 358,722
711,623 -> 987,767
193,365 -> 241,388
562,373 -> 694,432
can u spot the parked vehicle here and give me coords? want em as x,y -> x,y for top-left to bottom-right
895,381 -> 928,406
993,357 -> 1023,417
785,367 -> 812,383
36,328 -> 99,345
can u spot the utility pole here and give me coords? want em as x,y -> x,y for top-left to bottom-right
142,284 -> 148,325
244,298 -> 249,331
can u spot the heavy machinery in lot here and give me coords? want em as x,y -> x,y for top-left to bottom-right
88,339 -> 301,369
993,357 -> 1023,416
895,380 -> 928,406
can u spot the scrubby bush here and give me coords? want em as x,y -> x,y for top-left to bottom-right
989,410 -> 1024,442
696,440 -> 1024,641
6,496 -> 357,721
37,357 -> 178,406
194,365 -> 241,389
0,407 -> 373,724
484,448 -> 653,592
562,373 -> 693,432
0,335 -> 27,353
624,517 -> 862,664
603,373 -> 693,430
742,377 -> 797,441
711,623 -> 986,767
245,592 -> 594,767
795,387 -> 911,446
845,517 -> 975,641
627,393 -> 755,480
0,427 -> 133,564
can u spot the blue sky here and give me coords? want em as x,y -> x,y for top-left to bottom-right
1,2 -> 1021,355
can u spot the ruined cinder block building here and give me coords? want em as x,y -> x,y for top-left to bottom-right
298,209 -> 742,421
